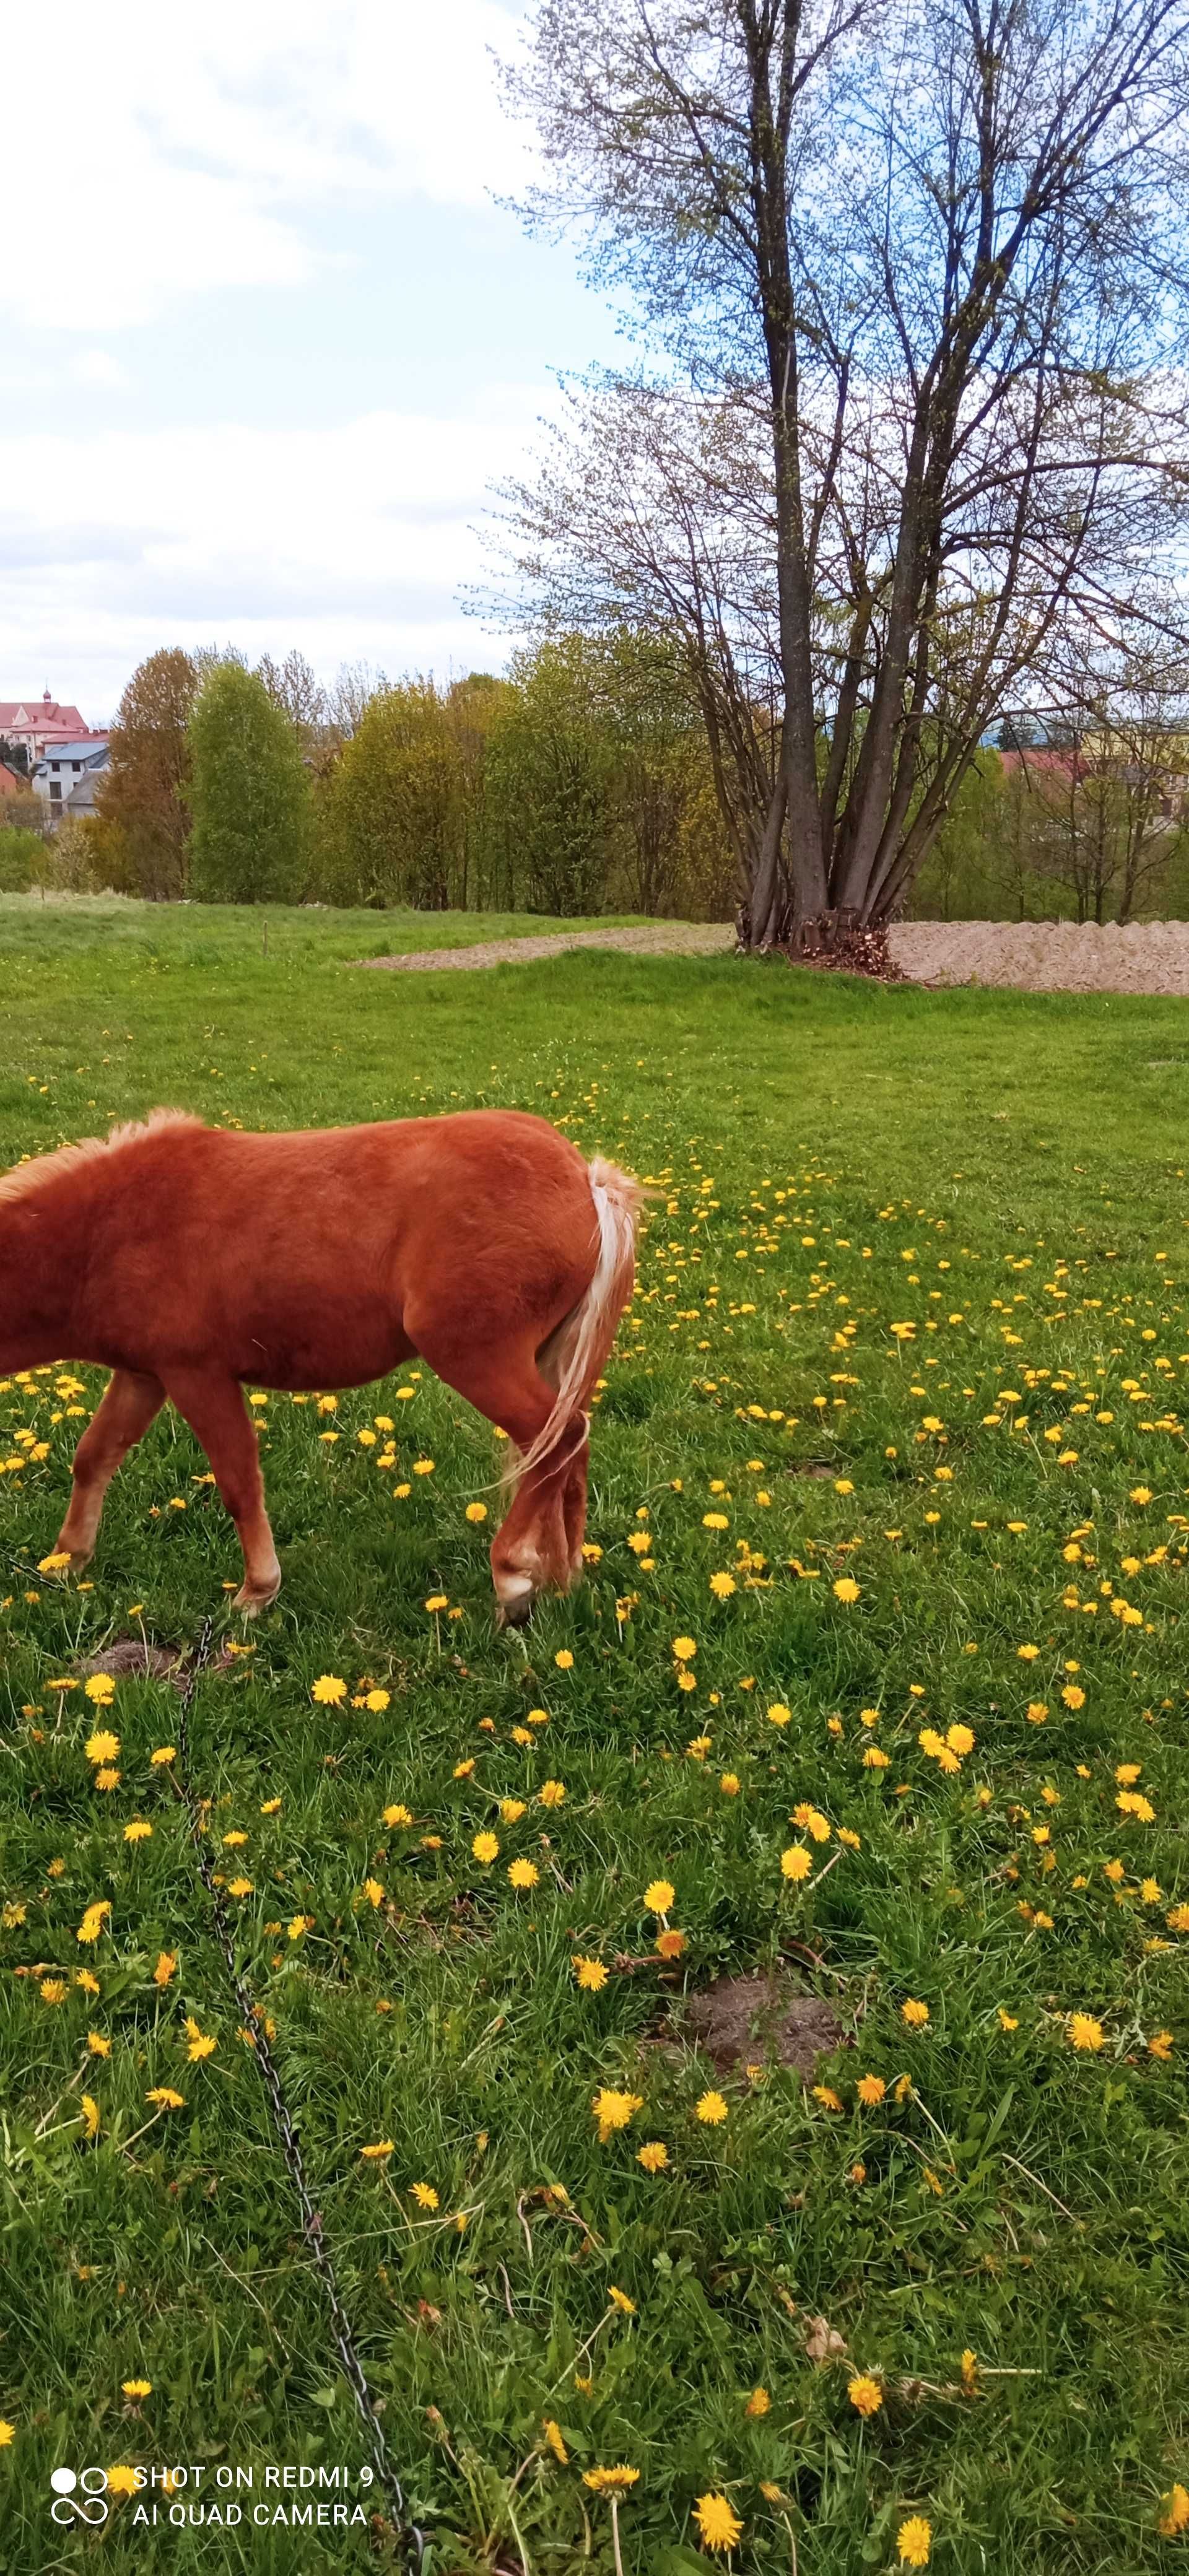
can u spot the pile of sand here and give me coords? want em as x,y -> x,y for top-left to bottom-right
887,918 -> 1189,996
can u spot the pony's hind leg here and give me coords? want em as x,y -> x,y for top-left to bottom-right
404,1321 -> 571,1622
562,1414 -> 590,1586
56,1367 -> 165,1567
163,1370 -> 281,1612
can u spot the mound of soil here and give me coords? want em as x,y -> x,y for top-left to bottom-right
682,1975 -> 843,2076
889,916 -> 1189,995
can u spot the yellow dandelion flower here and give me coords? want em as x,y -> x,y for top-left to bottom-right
902,1998 -> 930,2027
637,2139 -> 669,2172
592,2087 -> 643,2142
472,1832 -> 499,1865
692,2492 -> 743,2552
1068,2012 -> 1104,2052
847,2375 -> 883,2416
897,2517 -> 932,2567
1157,2484 -> 1189,2538
644,1879 -> 675,1913
573,1956 -> 609,1991
695,2089 -> 728,2125
411,2182 -> 440,2209
311,1674 -> 346,1705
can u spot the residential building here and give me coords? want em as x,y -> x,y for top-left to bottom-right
32,739 -> 110,825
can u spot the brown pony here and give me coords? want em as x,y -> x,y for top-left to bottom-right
0,1108 -> 640,1619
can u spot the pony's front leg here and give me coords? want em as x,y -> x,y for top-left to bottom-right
56,1368 -> 165,1567
163,1370 -> 281,1612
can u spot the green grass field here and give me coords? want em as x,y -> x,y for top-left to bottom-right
1,894 -> 1187,2576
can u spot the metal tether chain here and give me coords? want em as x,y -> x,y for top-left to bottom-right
173,1621 -> 427,2571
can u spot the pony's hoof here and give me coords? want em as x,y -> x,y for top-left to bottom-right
54,1540 -> 94,1572
233,1575 -> 281,1616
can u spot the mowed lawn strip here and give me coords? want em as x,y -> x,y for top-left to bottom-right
0,897 -> 1186,2575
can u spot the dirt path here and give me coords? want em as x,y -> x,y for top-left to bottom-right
358,922 -> 734,972
359,916 -> 1189,996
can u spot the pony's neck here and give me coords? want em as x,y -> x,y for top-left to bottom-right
0,1190 -> 84,1370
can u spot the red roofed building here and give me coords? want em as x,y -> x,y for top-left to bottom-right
0,690 -> 102,758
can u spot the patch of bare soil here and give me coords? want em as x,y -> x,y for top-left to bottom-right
77,1639 -> 237,1689
889,917 -> 1189,996
681,1975 -> 843,2076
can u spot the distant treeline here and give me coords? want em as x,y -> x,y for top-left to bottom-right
4,643 -> 1188,925
0,640 -> 735,921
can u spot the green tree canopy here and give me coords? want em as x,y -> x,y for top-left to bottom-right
188,662 -> 311,904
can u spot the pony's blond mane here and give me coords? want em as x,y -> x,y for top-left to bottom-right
0,1108 -> 202,1209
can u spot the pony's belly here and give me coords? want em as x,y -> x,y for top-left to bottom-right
225,1311 -> 415,1393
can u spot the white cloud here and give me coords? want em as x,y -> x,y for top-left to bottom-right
71,350 -> 132,391
0,393 -> 549,714
2,0 -> 533,331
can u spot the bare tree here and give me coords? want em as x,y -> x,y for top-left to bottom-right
487,380 -> 783,900
1014,642 -> 1189,919
257,649 -> 327,749
500,0 -> 1189,944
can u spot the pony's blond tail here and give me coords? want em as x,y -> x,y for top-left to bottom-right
515,1157 -> 643,1482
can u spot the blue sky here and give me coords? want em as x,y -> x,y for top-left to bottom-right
0,0 -> 621,722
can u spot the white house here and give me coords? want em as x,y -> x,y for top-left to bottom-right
32,739 -> 110,827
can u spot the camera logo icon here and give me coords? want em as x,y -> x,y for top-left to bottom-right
50,2467 -> 110,2526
